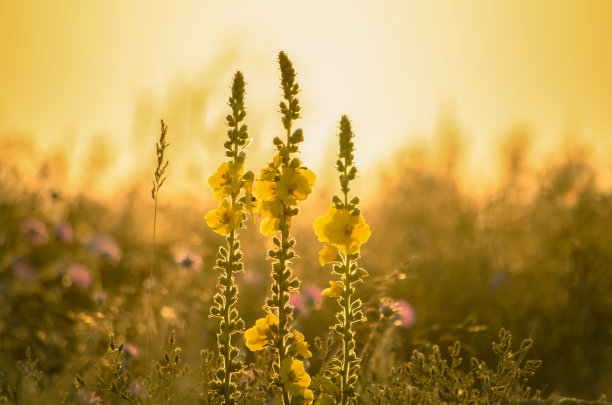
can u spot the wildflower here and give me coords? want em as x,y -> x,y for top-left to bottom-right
245,310 -> 278,351
321,281 -> 344,297
291,330 -> 312,358
208,161 -> 244,201
303,285 -> 323,309
259,198 -> 289,236
124,343 -> 139,357
254,179 -> 277,202
130,378 -> 146,398
279,358 -> 311,396
289,293 -> 307,317
54,220 -> 73,244
66,262 -> 92,289
258,154 -> 282,182
89,234 -> 122,265
11,258 -> 38,284
296,388 -> 314,405
313,206 -> 371,254
21,218 -> 48,245
173,247 -> 202,271
243,174 -> 260,222
379,297 -> 416,329
318,243 -> 340,266
204,200 -> 244,236
275,167 -> 316,205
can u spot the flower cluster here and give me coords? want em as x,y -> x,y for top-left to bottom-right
314,115 -> 370,404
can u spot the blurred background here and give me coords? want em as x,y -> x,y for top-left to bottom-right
1,0 -> 611,401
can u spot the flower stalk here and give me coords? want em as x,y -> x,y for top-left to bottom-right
246,51 -> 314,405
205,71 -> 253,405
314,115 -> 371,404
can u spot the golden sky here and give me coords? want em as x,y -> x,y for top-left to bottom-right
1,1 -> 611,192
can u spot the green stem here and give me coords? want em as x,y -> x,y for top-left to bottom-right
277,207 -> 291,405
146,190 -> 158,405
340,253 -> 352,405
222,228 -> 236,405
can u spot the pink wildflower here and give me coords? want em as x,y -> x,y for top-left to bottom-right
130,379 -> 145,398
379,297 -> 416,329
54,220 -> 74,244
303,284 -> 323,309
67,262 -> 92,290
89,234 -> 122,265
173,247 -> 202,271
124,343 -> 139,358
11,258 -> 38,284
22,218 -> 48,245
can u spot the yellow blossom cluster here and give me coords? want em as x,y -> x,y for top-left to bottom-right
205,161 -> 257,236
244,310 -> 278,351
254,163 -> 316,236
314,205 -> 371,257
280,358 -> 313,404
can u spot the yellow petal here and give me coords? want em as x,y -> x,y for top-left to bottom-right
318,244 -> 340,266
292,330 -> 312,358
245,324 -> 268,351
254,180 -> 276,201
260,217 -> 280,236
321,281 -> 344,297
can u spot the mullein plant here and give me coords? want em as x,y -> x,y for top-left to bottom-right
148,120 -> 169,400
204,71 -> 256,405
244,51 -> 315,405
314,115 -> 371,405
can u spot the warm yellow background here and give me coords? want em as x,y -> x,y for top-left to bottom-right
1,1 -> 611,192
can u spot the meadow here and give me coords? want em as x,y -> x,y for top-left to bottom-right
0,53 -> 610,405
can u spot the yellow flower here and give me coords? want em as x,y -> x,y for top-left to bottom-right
321,281 -> 344,297
313,206 -> 371,254
296,389 -> 314,405
254,180 -> 276,202
208,161 -> 243,201
244,310 -> 278,351
243,174 -> 260,223
318,244 -> 340,266
291,330 -> 312,358
280,358 -> 311,396
276,167 -> 316,205
204,200 -> 244,236
259,155 -> 282,181
259,199 -> 291,236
